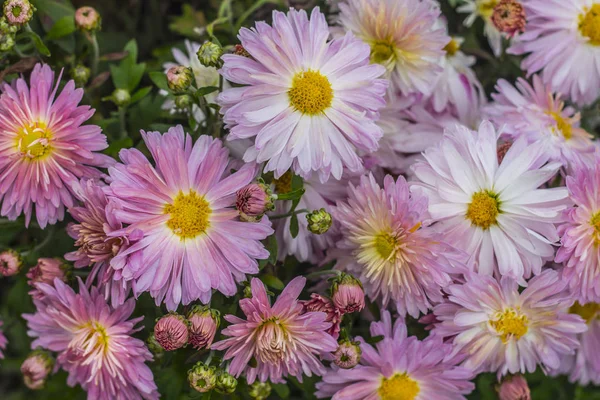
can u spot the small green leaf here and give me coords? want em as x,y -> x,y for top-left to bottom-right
149,71 -> 169,91
266,234 -> 278,265
169,4 -> 206,38
290,213 -> 299,238
45,15 -> 76,40
130,86 -> 152,104
262,274 -> 285,290
366,335 -> 384,344
23,31 -> 51,57
195,86 -> 219,97
272,383 -> 290,399
276,188 -> 305,201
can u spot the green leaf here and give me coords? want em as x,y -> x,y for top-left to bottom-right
169,4 -> 206,38
23,31 -> 51,57
366,335 -> 384,345
266,234 -> 278,266
110,40 -> 146,92
33,0 -> 75,20
45,15 -> 76,40
276,188 -> 305,201
290,213 -> 299,238
149,71 -> 169,91
261,274 -> 284,290
195,86 -> 219,97
272,383 -> 290,399
130,86 -> 152,104
249,357 -> 258,368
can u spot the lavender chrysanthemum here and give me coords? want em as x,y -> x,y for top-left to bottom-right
212,277 -> 338,384
0,64 -> 113,228
412,121 -> 569,284
218,7 -> 388,181
432,270 -> 586,377
556,156 -> 600,302
332,174 -> 466,317
107,126 -> 273,310
23,278 -> 158,400
315,311 -> 475,400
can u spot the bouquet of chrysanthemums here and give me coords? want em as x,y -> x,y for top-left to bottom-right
1,0 -> 600,398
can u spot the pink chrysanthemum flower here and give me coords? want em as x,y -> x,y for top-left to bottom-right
556,156 -> 600,302
0,320 -> 6,359
65,179 -> 137,308
334,0 -> 448,96
107,126 -> 273,310
412,121 -> 569,284
218,7 -> 388,182
332,174 -> 466,317
432,270 -> 586,377
315,311 -> 475,400
23,278 -> 158,400
26,257 -> 66,300
485,75 -> 595,167
212,277 -> 338,384
0,63 -> 113,228
508,0 -> 600,105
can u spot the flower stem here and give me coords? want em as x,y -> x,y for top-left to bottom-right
269,208 -> 309,220
305,269 -> 342,279
90,32 -> 100,77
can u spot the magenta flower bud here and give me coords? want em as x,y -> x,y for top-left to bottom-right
331,273 -> 365,314
3,0 -> 34,25
497,375 -> 531,400
491,0 -> 526,38
75,6 -> 101,31
26,258 -> 66,299
0,249 -> 21,277
154,312 -> 189,351
20,351 -> 53,390
235,183 -> 274,222
187,305 -> 220,350
333,339 -> 361,369
301,293 -> 342,339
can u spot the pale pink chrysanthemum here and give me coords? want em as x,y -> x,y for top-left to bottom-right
218,7 -> 388,182
316,311 -> 475,400
335,0 -> 448,96
0,249 -> 21,276
432,270 -> 586,377
508,0 -> 600,105
107,126 -> 273,310
0,63 -> 113,228
332,174 -> 467,318
0,320 -> 7,359
212,277 -> 338,384
412,121 -> 569,284
23,278 -> 158,400
485,75 -> 595,167
65,179 -> 137,308
556,156 -> 600,302
26,257 -> 66,300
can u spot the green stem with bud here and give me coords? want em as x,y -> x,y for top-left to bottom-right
90,32 -> 100,77
305,269 -> 342,279
269,208 -> 309,220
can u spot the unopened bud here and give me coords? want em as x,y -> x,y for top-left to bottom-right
174,94 -> 193,110
215,370 -> 237,394
249,381 -> 272,400
3,0 -> 34,26
26,258 -> 67,300
306,208 -> 332,234
110,88 -> 131,107
154,312 -> 189,351
166,65 -> 194,94
333,339 -> 361,369
70,64 -> 91,87
0,17 -> 17,52
187,305 -> 219,350
21,351 -> 53,390
188,362 -> 217,393
197,41 -> 223,68
331,273 -> 365,314
302,293 -> 342,339
497,374 -> 531,400
0,249 -> 21,277
236,183 -> 275,222
75,6 -> 101,31
491,0 -> 526,38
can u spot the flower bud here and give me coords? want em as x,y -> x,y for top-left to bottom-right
70,64 -> 91,87
333,339 -> 361,369
3,0 -> 34,26
110,88 -> 131,107
236,183 -> 275,222
166,65 -> 194,94
21,351 -> 53,390
146,334 -> 164,360
249,381 -> 272,400
26,258 -> 67,300
497,374 -> 531,400
306,208 -> 332,234
302,293 -> 342,339
0,249 -> 21,277
187,305 -> 219,350
215,370 -> 237,394
492,0 -> 526,38
197,41 -> 223,68
188,362 -> 217,393
75,6 -> 101,31
331,273 -> 365,314
154,312 -> 189,351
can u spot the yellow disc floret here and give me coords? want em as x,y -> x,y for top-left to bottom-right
379,373 -> 420,400
466,190 -> 500,230
549,112 -> 573,140
273,170 -> 293,194
490,308 -> 529,343
370,39 -> 397,64
165,190 -> 211,239
590,211 -> 600,245
570,302 -> 600,323
444,39 -> 461,57
580,4 -> 600,45
374,232 -> 398,260
478,0 -> 499,18
16,121 -> 52,159
288,70 -> 333,115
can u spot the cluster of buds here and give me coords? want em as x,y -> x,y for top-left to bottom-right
3,0 -> 34,26
20,350 -> 53,390
74,6 -> 101,32
332,339 -> 362,369
497,374 -> 531,400
146,334 -> 165,360
0,16 -> 18,51
154,307 -> 220,352
187,305 -> 220,350
166,65 -> 194,94
249,381 -> 272,400
331,273 -> 366,314
235,182 -> 276,222
306,208 -> 332,234
491,0 -> 526,38
26,258 -> 68,300
197,41 -> 223,68
0,249 -> 21,277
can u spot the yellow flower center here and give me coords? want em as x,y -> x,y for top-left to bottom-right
490,308 -> 529,343
478,0 -> 499,18
164,190 -> 211,239
549,112 -> 573,140
466,191 -> 500,230
288,70 -> 333,115
273,170 -> 293,194
370,39 -> 397,64
444,39 -> 461,56
570,302 -> 600,323
374,232 -> 398,260
16,121 -> 52,159
378,373 -> 420,400
580,4 -> 600,45
591,211 -> 600,245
